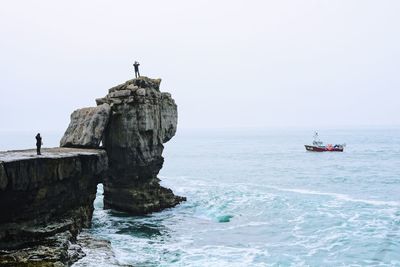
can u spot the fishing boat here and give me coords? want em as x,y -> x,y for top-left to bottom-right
304,132 -> 345,152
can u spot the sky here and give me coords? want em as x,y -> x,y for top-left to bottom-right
1,0 -> 400,132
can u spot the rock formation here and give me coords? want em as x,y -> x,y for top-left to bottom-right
59,76 -> 185,214
96,76 -> 185,214
0,148 -> 107,266
60,104 -> 111,148
0,75 -> 184,266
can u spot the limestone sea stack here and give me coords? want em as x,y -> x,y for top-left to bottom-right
0,75 -> 185,266
95,76 -> 185,214
59,76 -> 185,214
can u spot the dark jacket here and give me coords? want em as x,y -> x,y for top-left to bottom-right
36,135 -> 42,146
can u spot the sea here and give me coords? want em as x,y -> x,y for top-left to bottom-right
1,127 -> 399,267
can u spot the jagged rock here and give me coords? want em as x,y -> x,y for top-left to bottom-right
108,90 -> 132,98
161,92 -> 178,143
0,231 -> 74,267
0,148 -> 108,266
73,232 -> 131,266
60,104 -> 111,148
103,178 -> 185,214
126,84 -> 138,91
108,84 -> 125,94
100,76 -> 185,214
136,88 -> 146,96
95,98 -> 107,105
0,162 -> 7,190
125,76 -> 161,90
0,75 -> 183,265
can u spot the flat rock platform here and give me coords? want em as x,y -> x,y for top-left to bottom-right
0,147 -> 105,162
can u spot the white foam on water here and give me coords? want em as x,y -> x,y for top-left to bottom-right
96,174 -> 400,266
264,185 -> 400,207
179,245 -> 267,267
210,221 -> 271,232
162,175 -> 400,208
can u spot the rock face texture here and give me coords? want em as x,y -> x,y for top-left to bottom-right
60,104 -> 111,148
0,148 -> 107,266
0,75 -> 184,266
96,76 -> 185,214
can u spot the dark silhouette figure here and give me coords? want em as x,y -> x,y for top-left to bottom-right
133,61 -> 140,78
36,133 -> 42,155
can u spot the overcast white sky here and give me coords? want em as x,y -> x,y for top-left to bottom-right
1,0 -> 399,132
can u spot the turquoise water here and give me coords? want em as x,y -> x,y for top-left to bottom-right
1,128 -> 400,266
89,128 -> 400,266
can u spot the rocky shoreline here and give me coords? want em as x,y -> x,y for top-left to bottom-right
72,232 -> 131,267
0,77 -> 185,266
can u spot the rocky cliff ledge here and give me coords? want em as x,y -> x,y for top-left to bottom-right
95,77 -> 185,214
0,148 -> 107,266
0,76 -> 184,266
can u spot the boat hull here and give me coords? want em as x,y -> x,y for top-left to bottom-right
304,145 -> 343,152
305,145 -> 325,152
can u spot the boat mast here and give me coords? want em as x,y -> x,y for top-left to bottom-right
313,131 -> 323,146
313,132 -> 319,142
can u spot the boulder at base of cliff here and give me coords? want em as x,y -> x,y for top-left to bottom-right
60,103 -> 111,148
103,178 -> 186,214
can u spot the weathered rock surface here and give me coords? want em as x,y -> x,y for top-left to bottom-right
60,104 -> 111,148
100,76 -> 185,214
0,75 -> 184,265
0,231 -> 75,267
0,148 -> 108,266
72,232 -> 132,267
160,92 -> 178,143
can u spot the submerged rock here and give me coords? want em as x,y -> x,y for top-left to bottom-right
60,104 -> 111,148
101,76 -> 185,214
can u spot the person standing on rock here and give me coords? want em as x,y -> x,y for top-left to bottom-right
133,61 -> 140,78
35,133 -> 42,155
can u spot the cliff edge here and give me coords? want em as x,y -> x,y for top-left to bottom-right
0,76 -> 184,266
0,148 -> 107,266
96,76 -> 185,214
59,76 -> 185,214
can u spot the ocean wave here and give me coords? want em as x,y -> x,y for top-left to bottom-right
160,175 -> 400,208
255,185 -> 400,207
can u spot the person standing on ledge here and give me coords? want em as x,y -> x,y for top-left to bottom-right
35,133 -> 42,155
133,61 -> 140,78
